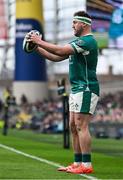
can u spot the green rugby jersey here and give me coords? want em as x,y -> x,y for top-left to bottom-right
69,34 -> 100,96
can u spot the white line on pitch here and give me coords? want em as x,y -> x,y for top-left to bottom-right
0,143 -> 98,180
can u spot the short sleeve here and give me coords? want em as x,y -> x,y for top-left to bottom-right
70,38 -> 88,53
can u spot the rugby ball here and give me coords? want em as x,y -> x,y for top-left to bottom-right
23,30 -> 40,53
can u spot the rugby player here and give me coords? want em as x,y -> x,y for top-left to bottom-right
28,11 -> 100,174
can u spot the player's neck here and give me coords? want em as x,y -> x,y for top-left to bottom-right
80,28 -> 92,37
81,26 -> 91,36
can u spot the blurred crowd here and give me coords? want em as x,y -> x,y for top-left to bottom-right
0,93 -> 63,133
94,91 -> 123,123
0,90 -> 123,133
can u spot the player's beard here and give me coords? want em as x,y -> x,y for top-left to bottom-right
74,26 -> 84,37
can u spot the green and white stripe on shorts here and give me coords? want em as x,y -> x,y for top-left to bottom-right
69,91 -> 99,114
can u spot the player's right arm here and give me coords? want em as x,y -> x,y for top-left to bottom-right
36,47 -> 68,62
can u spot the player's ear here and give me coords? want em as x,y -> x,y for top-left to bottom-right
83,23 -> 87,27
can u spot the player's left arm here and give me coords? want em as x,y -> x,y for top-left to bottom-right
28,34 -> 75,56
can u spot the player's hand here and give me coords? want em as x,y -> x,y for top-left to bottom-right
27,33 -> 42,45
25,31 -> 35,41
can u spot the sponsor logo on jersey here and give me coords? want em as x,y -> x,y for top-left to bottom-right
76,39 -> 85,46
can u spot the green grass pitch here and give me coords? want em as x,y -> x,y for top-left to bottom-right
0,129 -> 123,179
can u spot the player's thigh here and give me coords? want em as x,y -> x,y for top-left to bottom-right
74,113 -> 92,128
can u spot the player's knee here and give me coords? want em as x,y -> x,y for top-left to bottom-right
75,116 -> 82,132
75,116 -> 89,131
75,123 -> 82,132
75,120 -> 88,132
